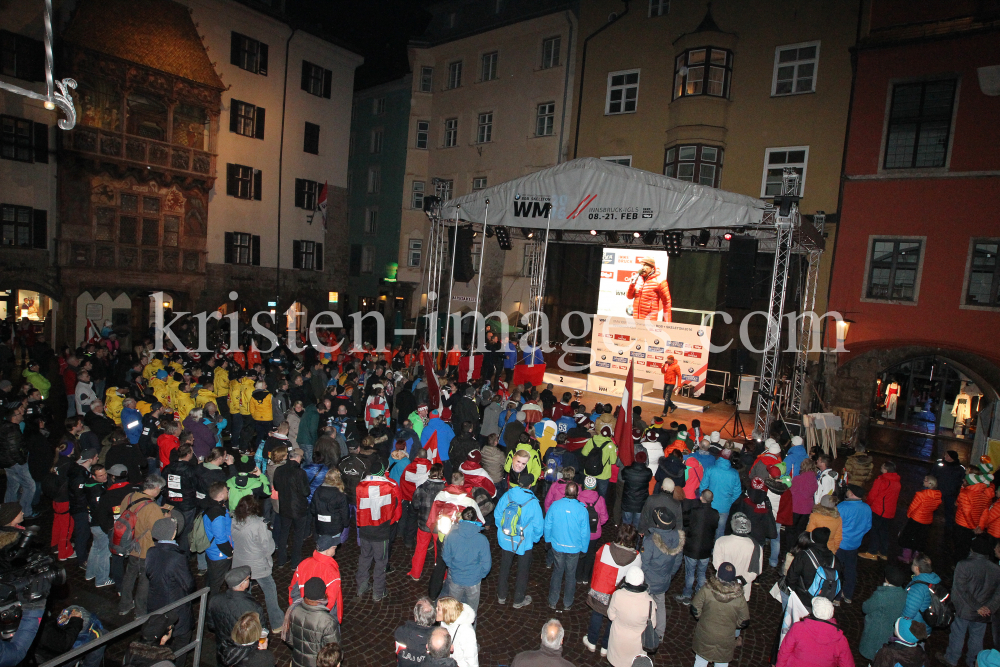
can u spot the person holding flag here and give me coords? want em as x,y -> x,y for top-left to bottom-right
399,447 -> 432,547
424,470 -> 485,599
355,462 -> 401,603
407,463 -> 446,581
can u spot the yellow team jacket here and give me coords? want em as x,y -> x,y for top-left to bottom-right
214,368 -> 230,397
173,389 -> 195,422
233,378 -> 255,416
142,358 -> 164,380
248,391 -> 272,422
137,400 -> 153,415
195,388 -> 218,409
104,387 -> 124,425
150,378 -> 172,408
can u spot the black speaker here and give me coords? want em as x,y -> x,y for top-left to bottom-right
453,226 -> 475,283
725,236 -> 757,309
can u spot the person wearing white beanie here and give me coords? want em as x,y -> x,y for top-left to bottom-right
785,433 -> 809,477
607,566 -> 655,667
776,593 -> 853,666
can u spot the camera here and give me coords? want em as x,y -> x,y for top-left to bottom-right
0,527 -> 67,639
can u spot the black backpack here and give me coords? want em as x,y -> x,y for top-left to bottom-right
583,498 -> 599,532
906,580 -> 955,628
584,440 -> 606,476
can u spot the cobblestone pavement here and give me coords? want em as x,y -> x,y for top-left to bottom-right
29,448 -> 981,666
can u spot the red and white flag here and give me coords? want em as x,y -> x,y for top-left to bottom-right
615,360 -> 635,466
458,354 -> 482,382
422,350 -> 440,410
399,458 -> 431,501
317,181 -> 328,229
423,431 -> 442,466
85,319 -> 101,344
459,460 -> 496,497
355,477 -> 401,527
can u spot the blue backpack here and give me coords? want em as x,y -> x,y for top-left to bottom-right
499,497 -> 532,549
805,550 -> 841,600
543,449 -> 566,482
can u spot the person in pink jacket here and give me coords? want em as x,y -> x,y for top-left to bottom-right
777,596 -> 855,667
789,458 -> 820,546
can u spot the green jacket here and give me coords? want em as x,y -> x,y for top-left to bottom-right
22,368 -> 51,400
860,584 -> 908,660
226,472 -> 271,511
297,404 -> 320,447
581,435 -> 617,480
407,411 -> 425,439
503,444 -> 542,487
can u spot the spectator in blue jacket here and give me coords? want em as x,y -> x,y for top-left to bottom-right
502,337 -> 518,384
544,482 -> 591,611
641,507 -> 684,639
903,554 -> 941,622
837,485 -> 873,603
700,457 -> 742,538
203,481 -> 234,596
494,473 -> 544,608
121,400 -> 143,445
422,411 -> 455,470
784,435 -> 808,477
442,507 -> 492,612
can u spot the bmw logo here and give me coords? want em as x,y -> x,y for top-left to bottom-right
617,350 -> 624,355
688,367 -> 695,373
635,343 -> 641,350
601,355 -> 607,360
653,339 -> 660,345
697,330 -> 705,337
515,194 -> 521,200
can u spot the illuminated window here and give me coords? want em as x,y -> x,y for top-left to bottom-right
673,48 -> 732,99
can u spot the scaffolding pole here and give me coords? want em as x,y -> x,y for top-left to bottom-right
788,212 -> 826,415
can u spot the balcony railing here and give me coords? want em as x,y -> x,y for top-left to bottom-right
63,127 -> 216,178
60,241 -> 206,274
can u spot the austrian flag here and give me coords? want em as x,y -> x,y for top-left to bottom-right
355,477 -> 401,527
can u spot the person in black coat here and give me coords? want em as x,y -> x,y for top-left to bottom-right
195,448 -> 236,510
936,450 -> 966,534
207,566 -> 264,663
67,448 -> 99,564
161,444 -> 200,547
675,490 -> 721,604
395,386 -> 417,428
24,415 -> 55,510
725,477 -> 778,547
105,431 -> 148,486
273,447 -> 310,568
450,387 -> 480,435
83,400 -> 116,441
310,468 -> 351,544
145,518 -> 195,648
620,452 -> 653,528
448,422 -> 479,467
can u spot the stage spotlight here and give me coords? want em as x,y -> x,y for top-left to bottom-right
589,230 -> 598,236
663,231 -> 684,257
642,231 -> 658,245
494,226 -> 513,250
697,229 -> 711,247
606,231 -> 619,243
632,232 -> 641,238
723,231 -> 734,241
485,226 -> 495,238
520,228 -> 533,239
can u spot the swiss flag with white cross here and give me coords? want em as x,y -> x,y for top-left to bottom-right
355,477 -> 402,527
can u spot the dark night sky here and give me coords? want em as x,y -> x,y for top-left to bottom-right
287,0 -> 433,89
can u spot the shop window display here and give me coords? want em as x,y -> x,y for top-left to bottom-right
872,356 -> 981,438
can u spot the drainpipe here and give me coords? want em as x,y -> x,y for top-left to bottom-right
277,26 -> 296,328
556,10 -> 575,163
572,0 -> 630,159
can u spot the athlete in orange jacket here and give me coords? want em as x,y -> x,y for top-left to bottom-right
978,488 -> 1000,538
626,257 -> 672,321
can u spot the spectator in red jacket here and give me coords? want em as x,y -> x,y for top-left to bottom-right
288,535 -> 343,624
860,461 -> 901,561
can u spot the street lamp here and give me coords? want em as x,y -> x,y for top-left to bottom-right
836,318 -> 855,347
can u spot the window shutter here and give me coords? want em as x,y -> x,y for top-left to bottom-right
33,122 -> 48,163
226,164 -> 237,196
294,179 -> 305,208
315,243 -> 323,271
292,240 -> 302,269
301,61 -> 310,91
323,69 -> 333,99
32,209 -> 47,249
230,33 -> 241,67
224,232 -> 235,264
229,102 -> 240,133
251,235 -> 261,265
254,106 -> 265,140
253,169 -> 262,201
258,43 -> 268,75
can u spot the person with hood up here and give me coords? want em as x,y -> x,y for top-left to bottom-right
682,449 -> 706,500
784,435 -> 808,477
700,455 -> 742,538
436,597 -> 478,667
776,596 -> 854,667
713,512 -> 761,601
790,458 -> 820,546
494,473 -> 543,608
871,617 -> 928,667
442,506 -> 491,612
583,524 -> 640,656
691,561 -> 750,667
607,566 -> 656,667
726,476 -> 778,547
898,475 -> 942,563
544,481 -> 590,611
860,564 -> 913,661
806,495 -> 844,553
860,461 -> 901,561
939,535 -> 1000,667
641,507 -> 684,639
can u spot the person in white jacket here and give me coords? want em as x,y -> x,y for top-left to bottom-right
437,597 -> 478,667
75,371 -> 96,415
814,455 -> 839,504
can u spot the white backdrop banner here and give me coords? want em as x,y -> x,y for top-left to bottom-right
590,315 -> 712,396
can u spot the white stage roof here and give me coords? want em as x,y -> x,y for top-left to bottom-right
441,157 -> 768,231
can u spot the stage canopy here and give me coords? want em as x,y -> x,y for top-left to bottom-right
441,157 -> 768,231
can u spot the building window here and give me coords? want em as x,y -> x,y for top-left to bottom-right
477,112 -> 493,143
1,115 -> 47,163
301,61 -> 332,98
0,30 -> 43,81
472,177 -> 487,190
772,42 -> 819,96
408,238 -> 422,267
606,70 -> 640,114
542,37 -> 561,69
481,51 -> 498,81
230,101 -> 264,139
370,128 -> 383,154
226,164 -> 261,200
761,147 -> 808,197
444,118 -> 458,147
303,122 -> 320,154
294,178 -> 318,210
367,166 -> 380,194
373,97 -> 385,115
419,66 -> 434,92
536,102 -> 555,136
365,208 -> 379,234
648,0 -> 669,17
438,179 -> 453,201
293,240 -> 322,270
224,231 -> 259,265
230,32 -> 268,75
664,145 -> 723,187
884,79 -> 957,170
867,239 -> 922,301
163,216 -> 179,247
0,204 -> 42,248
361,245 -> 375,274
602,155 -> 633,167
411,181 -> 425,209
674,48 -> 733,99
416,121 -> 429,149
967,240 -> 1000,307
447,61 -> 463,89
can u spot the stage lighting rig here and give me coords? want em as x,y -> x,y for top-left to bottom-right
723,231 -> 734,241
494,226 -> 513,250
696,229 -> 711,247
589,230 -> 598,236
520,228 -> 534,239
606,231 -> 619,243
663,231 -> 683,257
642,231 -> 658,245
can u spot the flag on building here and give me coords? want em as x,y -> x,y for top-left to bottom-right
615,360 -> 635,466
317,181 -> 328,229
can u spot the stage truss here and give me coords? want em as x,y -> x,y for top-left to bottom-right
421,168 -> 824,439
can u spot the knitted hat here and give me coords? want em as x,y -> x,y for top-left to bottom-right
624,566 -> 644,586
653,508 -> 676,530
0,502 -> 22,526
978,650 -> 1000,667
599,425 -> 613,438
574,413 -> 589,425
151,517 -> 176,541
661,478 -> 675,493
765,439 -> 781,454
730,512 -> 751,535
632,427 -> 643,441
584,476 -> 597,490
156,370 -> 168,380
751,477 -> 766,490
710,431 -> 720,443
644,431 -> 658,443
812,597 -> 834,621
717,562 -> 736,582
791,435 -> 803,447
767,466 -> 782,479
225,565 -> 252,588
516,411 -> 526,422
634,451 -> 648,465
468,450 -> 482,464
847,484 -> 866,498
894,617 -> 923,646
303,577 -> 327,601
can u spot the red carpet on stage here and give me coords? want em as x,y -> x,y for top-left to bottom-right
512,363 -> 546,388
